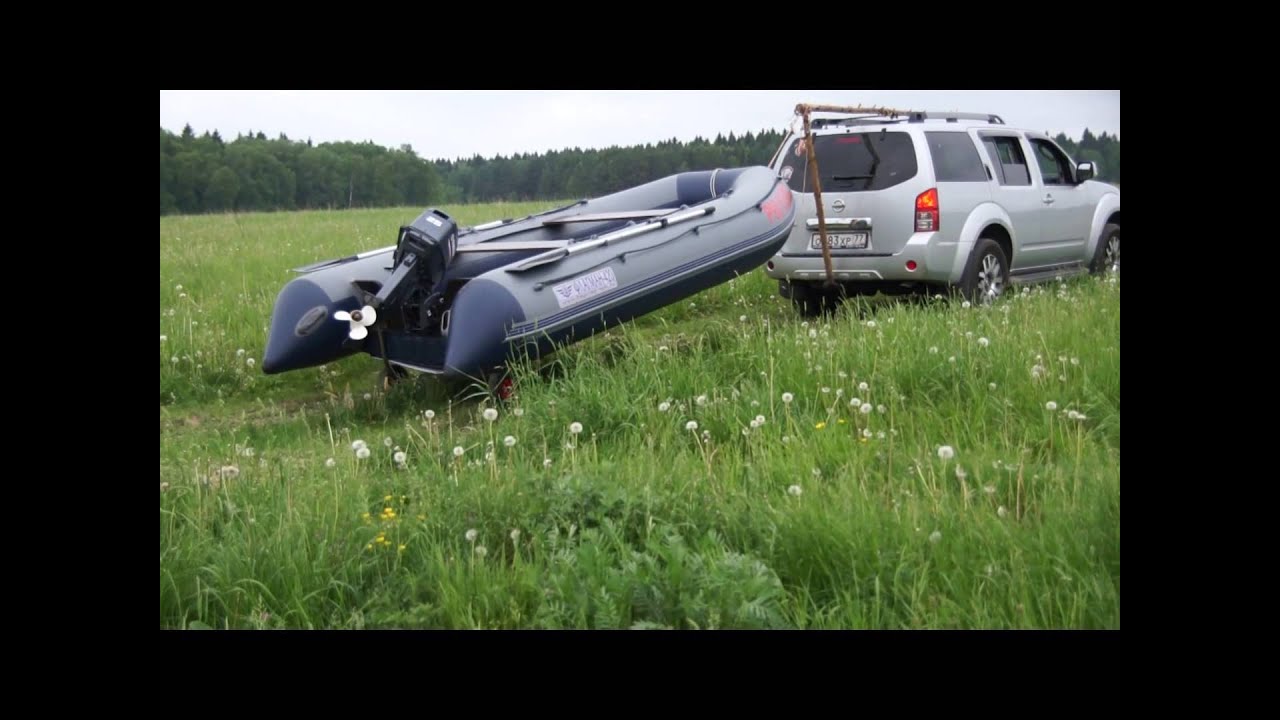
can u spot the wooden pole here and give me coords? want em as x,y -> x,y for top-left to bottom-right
800,107 -> 835,289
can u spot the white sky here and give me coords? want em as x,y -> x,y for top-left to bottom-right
160,90 -> 1119,161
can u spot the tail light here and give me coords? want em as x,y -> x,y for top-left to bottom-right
915,188 -> 939,232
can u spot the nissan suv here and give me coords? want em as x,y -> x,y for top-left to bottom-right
763,111 -> 1120,315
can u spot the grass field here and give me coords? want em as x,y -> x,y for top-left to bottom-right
159,202 -> 1120,629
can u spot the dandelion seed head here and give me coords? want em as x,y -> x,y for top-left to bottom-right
955,466 -> 967,481
569,422 -> 583,435
686,421 -> 698,431
465,529 -> 478,543
1046,401 -> 1058,411
984,485 -> 996,494
937,445 -> 955,460
453,446 -> 464,457
696,395 -> 708,406
997,505 -> 1008,518
246,358 -> 256,367
393,451 -> 407,464
858,382 -> 869,392
782,392 -> 794,404
866,320 -> 877,328
788,484 -> 802,497
862,428 -> 873,438
989,383 -> 998,391
543,458 -> 552,468
929,346 -> 939,354
356,447 -> 370,460
483,408 -> 498,422
929,530 -> 942,543
504,435 -> 517,448
513,408 -> 524,417
325,457 -> 336,468
352,440 -> 367,451
658,401 -> 671,412
978,337 -> 990,347
424,409 -> 436,419
860,403 -> 872,415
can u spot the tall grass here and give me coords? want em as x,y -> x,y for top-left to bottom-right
160,204 -> 1120,629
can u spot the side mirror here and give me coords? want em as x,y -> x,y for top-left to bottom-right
1076,161 -> 1095,183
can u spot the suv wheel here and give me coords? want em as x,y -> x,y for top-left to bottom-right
1090,223 -> 1120,275
788,281 -> 841,317
958,238 -> 1009,305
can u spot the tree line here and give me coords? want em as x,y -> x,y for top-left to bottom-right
160,124 -> 1119,215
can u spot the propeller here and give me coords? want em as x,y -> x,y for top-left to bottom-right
334,305 -> 378,340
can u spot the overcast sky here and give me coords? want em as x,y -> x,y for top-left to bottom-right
160,90 -> 1119,161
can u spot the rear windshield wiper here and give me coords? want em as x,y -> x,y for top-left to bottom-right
832,174 -> 874,181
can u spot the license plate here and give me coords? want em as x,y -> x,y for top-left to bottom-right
811,232 -> 869,250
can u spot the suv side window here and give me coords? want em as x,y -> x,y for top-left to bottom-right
981,136 -> 1031,186
926,132 -> 987,182
776,131 -> 917,193
1030,138 -> 1075,186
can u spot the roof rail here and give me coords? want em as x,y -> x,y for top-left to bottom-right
796,103 -> 1005,127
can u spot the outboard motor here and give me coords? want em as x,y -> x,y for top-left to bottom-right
373,208 -> 458,333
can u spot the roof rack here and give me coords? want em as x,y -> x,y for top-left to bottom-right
796,103 -> 1004,127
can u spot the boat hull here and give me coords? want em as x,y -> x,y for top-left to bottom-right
263,166 -> 795,380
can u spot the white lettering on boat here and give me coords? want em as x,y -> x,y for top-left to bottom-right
552,267 -> 619,309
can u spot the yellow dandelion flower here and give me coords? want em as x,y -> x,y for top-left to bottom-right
384,495 -> 393,501
838,419 -> 847,425
815,422 -> 827,430
384,507 -> 394,514
417,514 -> 426,521
859,436 -> 869,443
365,543 -> 373,551
398,544 -> 407,552
360,512 -> 371,521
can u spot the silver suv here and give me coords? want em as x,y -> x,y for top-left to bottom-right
763,111 -> 1120,314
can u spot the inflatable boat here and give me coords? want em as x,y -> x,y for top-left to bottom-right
261,165 -> 795,383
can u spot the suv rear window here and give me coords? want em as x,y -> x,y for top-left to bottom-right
777,131 -> 917,193
926,132 -> 987,182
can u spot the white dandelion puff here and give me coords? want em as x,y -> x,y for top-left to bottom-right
860,403 -> 872,415
989,383 -> 998,391
246,358 -> 255,368
877,404 -> 886,414
782,392 -> 794,404
876,431 -> 886,440
937,445 -> 956,460
948,356 -> 956,364
962,301 -> 971,309
483,408 -> 498,422
453,446 -> 465,458
394,451 -> 407,464
983,485 -> 996,494
1045,401 -> 1058,411
955,466 -> 968,481
569,422 -> 583,435
504,435 -> 517,448
543,457 -> 552,468
740,315 -> 748,322
424,409 -> 436,420
356,447 -> 371,460
755,415 -> 766,425
465,529 -> 478,543
866,320 -> 877,328
362,393 -> 372,401
510,529 -> 521,542
978,337 -> 990,347
811,467 -> 821,477
862,428 -> 873,439
929,530 -> 942,543
658,402 -> 671,412
236,348 -> 245,357
658,345 -> 669,352
696,395 -> 708,406
997,505 -> 1009,518
325,458 -> 336,468
686,421 -> 698,431
858,382 -> 869,392
512,408 -> 524,417
849,397 -> 861,407
788,485 -> 803,497
929,346 -> 939,354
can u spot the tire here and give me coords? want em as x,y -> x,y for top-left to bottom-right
790,281 -> 841,317
957,238 -> 1010,305
1089,223 -> 1120,275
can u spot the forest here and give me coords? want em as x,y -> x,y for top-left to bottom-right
159,124 -> 1120,215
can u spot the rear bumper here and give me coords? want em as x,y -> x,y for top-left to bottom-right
764,232 -> 962,285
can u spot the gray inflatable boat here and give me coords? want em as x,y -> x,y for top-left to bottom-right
261,165 -> 795,384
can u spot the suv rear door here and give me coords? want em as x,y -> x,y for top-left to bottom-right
772,128 -> 922,258
979,131 -> 1041,271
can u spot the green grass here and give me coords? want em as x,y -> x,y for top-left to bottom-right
160,203 -> 1120,629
